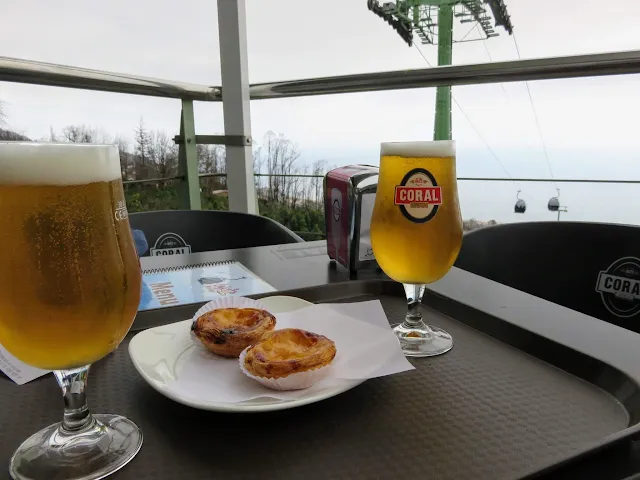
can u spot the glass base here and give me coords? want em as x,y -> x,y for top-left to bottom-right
9,414 -> 142,480
392,323 -> 454,357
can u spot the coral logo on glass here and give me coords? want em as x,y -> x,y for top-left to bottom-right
394,168 -> 442,223
114,200 -> 129,222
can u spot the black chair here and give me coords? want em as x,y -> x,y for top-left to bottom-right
129,210 -> 303,257
454,221 -> 640,333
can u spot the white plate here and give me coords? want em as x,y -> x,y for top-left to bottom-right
128,296 -> 365,412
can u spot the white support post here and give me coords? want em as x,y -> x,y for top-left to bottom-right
217,0 -> 258,214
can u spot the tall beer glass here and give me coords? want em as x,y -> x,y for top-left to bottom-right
0,142 -> 143,479
370,141 -> 462,357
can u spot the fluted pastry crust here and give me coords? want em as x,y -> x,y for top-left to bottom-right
243,328 -> 337,379
192,308 -> 276,358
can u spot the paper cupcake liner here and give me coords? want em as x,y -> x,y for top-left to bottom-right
239,347 -> 334,391
191,296 -> 270,326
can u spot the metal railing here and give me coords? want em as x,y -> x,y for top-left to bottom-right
122,173 -> 640,186
248,49 -> 640,99
0,57 -> 219,101
4,48 -> 640,215
4,49 -> 640,100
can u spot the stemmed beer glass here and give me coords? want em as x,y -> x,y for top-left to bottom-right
370,141 -> 463,357
0,142 -> 143,479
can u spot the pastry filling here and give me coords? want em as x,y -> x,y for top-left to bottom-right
208,308 -> 265,331
256,329 -> 327,361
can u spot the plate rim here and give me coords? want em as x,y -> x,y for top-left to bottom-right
128,295 -> 366,413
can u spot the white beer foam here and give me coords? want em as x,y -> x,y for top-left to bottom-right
381,140 -> 455,158
0,142 -> 121,186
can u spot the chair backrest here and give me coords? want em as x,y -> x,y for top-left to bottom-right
129,210 -> 303,257
454,221 -> 640,333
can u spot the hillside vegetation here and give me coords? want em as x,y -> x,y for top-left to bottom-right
0,117 -> 496,238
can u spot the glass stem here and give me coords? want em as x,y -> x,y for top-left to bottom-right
402,284 -> 430,330
54,365 -> 95,433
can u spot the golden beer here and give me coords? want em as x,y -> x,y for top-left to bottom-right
371,141 -> 462,357
371,142 -> 463,285
0,143 -> 141,369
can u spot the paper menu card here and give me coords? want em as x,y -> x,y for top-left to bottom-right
140,260 -> 276,311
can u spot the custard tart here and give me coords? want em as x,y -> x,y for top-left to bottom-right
242,328 -> 337,379
192,308 -> 276,358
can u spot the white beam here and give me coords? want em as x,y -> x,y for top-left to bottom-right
217,0 -> 257,214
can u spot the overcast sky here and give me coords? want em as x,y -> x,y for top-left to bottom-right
2,0 -> 640,224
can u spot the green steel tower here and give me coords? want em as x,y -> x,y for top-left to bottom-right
368,0 -> 513,140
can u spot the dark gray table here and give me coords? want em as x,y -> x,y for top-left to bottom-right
3,242 -> 639,479
139,241 -> 640,479
140,240 -> 382,291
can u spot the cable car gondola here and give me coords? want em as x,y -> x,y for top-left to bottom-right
514,190 -> 526,213
547,188 -> 567,221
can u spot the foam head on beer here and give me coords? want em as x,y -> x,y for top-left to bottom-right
0,142 -> 121,185
380,140 -> 455,159
0,142 -> 141,370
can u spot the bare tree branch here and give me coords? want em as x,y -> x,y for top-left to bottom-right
148,130 -> 178,182
61,124 -> 98,143
133,118 -> 151,180
114,135 -> 131,180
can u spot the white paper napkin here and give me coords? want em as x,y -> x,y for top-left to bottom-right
0,343 -> 49,385
166,300 -> 414,402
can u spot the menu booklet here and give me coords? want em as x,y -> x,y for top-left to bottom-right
139,260 -> 276,311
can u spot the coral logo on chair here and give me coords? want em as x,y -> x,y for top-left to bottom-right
596,257 -> 640,318
150,233 -> 192,256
